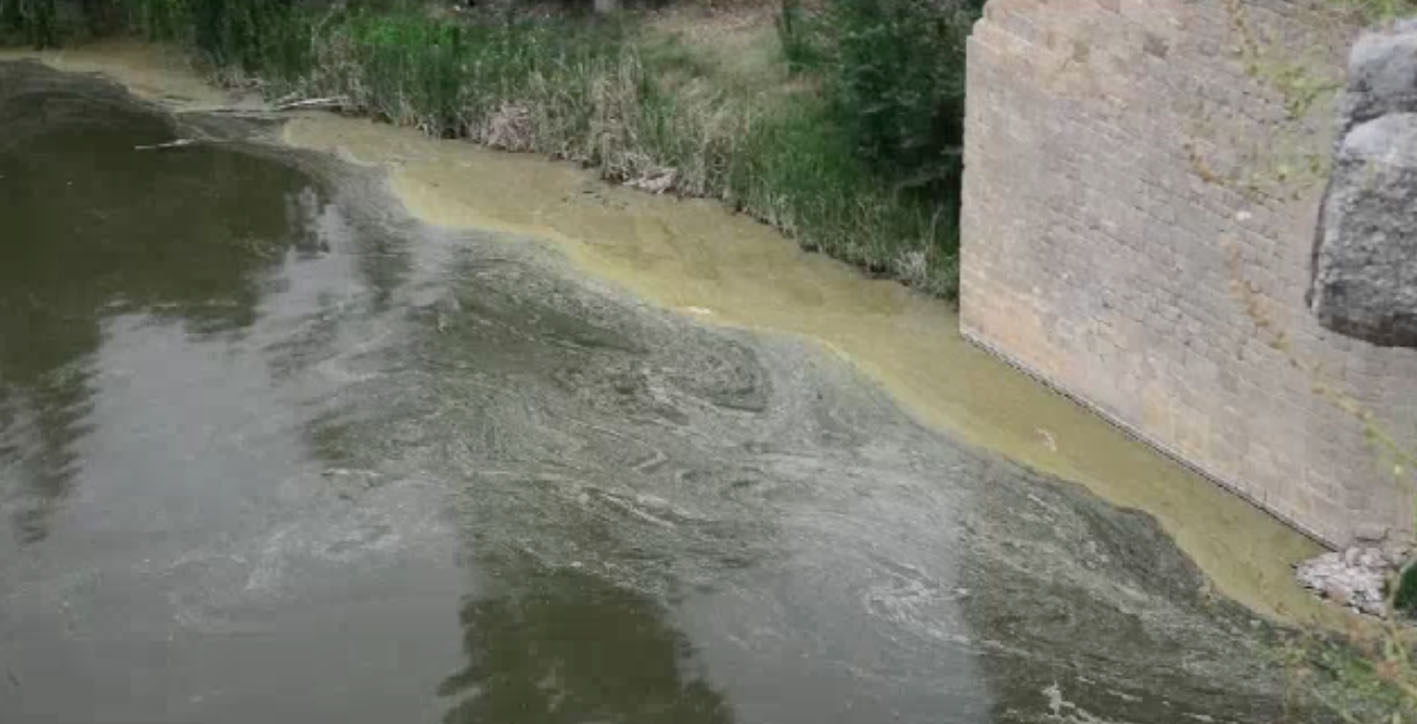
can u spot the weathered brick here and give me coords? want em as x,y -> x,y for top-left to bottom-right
961,0 -> 1417,546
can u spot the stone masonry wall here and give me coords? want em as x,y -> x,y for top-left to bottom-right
961,0 -> 1417,547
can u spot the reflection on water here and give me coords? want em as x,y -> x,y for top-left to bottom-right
440,561 -> 732,724
0,58 -> 1327,724
0,60 -> 325,542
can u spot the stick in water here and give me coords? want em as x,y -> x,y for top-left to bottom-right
134,139 -> 198,151
272,97 -> 346,111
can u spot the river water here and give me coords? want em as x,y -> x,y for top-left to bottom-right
0,58 -> 1329,723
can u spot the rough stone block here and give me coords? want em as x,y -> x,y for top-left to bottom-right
1342,20 -> 1417,133
1311,113 -> 1417,346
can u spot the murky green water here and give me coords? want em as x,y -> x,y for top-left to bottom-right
0,61 -> 1315,723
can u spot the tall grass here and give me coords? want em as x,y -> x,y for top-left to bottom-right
1,0 -> 964,297
1,0 -> 59,46
778,0 -> 981,204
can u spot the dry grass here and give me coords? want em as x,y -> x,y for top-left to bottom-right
644,4 -> 786,90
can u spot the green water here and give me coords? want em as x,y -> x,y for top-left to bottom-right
0,60 -> 1315,723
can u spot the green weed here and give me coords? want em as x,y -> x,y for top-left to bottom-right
2,0 -> 965,297
1341,0 -> 1417,23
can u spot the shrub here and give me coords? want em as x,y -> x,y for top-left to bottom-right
1,0 -> 59,47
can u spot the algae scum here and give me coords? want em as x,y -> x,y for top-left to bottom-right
0,61 -> 1309,723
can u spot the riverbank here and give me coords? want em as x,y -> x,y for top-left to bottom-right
0,39 -> 1346,629
3,57 -> 1340,722
2,0 -> 967,297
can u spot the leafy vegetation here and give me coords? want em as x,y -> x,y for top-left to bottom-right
1,0 -> 59,47
777,0 -> 982,256
2,0 -> 976,297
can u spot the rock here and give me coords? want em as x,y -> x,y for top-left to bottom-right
1311,20 -> 1417,346
1324,581 -> 1354,607
1384,544 -> 1412,567
1295,547 -> 1395,617
1310,113 -> 1417,346
1359,596 -> 1389,617
1360,547 -> 1387,569
1342,20 -> 1417,135
1355,522 -> 1392,544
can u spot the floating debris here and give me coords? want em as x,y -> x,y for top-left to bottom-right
134,138 -> 197,151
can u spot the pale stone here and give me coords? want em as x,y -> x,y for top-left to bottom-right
1295,548 -> 1392,617
1355,522 -> 1391,543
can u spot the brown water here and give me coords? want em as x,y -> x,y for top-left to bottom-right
0,51 -> 1339,723
280,113 -> 1331,625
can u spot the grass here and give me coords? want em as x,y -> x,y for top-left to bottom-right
1,0 -> 967,298
1344,0 -> 1417,22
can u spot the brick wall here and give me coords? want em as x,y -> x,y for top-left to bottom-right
960,0 -> 1417,547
